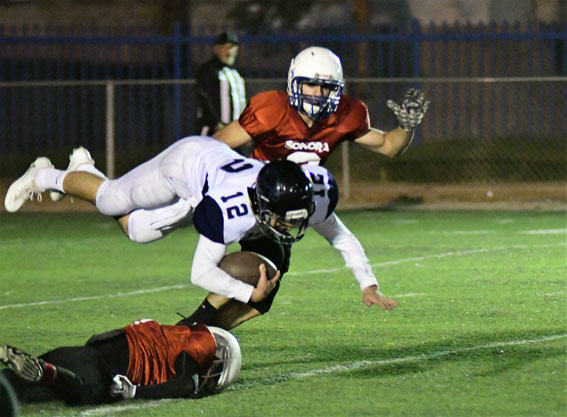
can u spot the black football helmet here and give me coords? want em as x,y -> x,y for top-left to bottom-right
252,160 -> 315,245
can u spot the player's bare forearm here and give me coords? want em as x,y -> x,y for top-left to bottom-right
361,285 -> 399,310
354,127 -> 410,158
382,127 -> 414,158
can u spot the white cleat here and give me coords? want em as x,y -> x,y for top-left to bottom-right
4,157 -> 53,213
49,147 -> 95,202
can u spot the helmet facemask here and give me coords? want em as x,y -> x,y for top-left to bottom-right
289,76 -> 343,121
252,160 -> 316,246
255,193 -> 312,245
287,46 -> 345,121
197,327 -> 241,396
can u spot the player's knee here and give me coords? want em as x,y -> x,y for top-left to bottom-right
95,180 -> 130,217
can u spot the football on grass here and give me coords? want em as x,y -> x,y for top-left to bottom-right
219,251 -> 277,286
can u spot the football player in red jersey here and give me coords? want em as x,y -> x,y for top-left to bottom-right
0,320 -> 241,405
215,46 -> 430,165
179,47 -> 430,329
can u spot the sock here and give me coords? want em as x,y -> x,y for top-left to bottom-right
52,366 -> 84,386
177,298 -> 218,326
40,362 -> 58,384
35,168 -> 67,192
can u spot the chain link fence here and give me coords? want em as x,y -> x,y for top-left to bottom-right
1,77 -> 565,204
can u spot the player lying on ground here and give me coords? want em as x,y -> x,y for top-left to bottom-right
0,320 -> 241,405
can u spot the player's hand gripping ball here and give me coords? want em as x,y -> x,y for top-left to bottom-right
219,251 -> 277,286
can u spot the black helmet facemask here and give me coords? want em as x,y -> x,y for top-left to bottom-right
252,161 -> 315,245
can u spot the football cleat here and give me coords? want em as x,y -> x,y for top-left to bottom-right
4,157 -> 52,213
50,147 -> 95,202
0,345 -> 45,382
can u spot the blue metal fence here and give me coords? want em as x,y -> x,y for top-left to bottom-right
1,77 -> 565,183
1,21 -> 566,183
0,20 -> 565,81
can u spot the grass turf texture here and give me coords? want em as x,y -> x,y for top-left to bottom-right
0,210 -> 565,417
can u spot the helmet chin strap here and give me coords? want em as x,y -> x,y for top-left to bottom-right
302,102 -> 322,119
257,212 -> 307,245
300,97 -> 332,121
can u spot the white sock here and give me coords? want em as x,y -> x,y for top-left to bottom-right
35,168 -> 67,192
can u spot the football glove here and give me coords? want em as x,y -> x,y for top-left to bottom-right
387,88 -> 430,132
109,374 -> 137,400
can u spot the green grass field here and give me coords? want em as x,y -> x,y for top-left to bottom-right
1,209 -> 566,417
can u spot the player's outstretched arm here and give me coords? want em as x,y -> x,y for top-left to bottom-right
135,352 -> 200,399
362,285 -> 399,310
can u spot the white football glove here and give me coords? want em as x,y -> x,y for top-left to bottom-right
109,374 -> 137,400
387,88 -> 430,132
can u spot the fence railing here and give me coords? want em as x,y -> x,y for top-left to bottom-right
1,20 -> 566,81
1,77 -> 565,196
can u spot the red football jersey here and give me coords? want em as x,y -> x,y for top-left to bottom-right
239,90 -> 370,165
124,320 -> 215,386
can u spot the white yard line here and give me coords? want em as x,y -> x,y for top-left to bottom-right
0,285 -> 188,310
538,291 -> 567,297
70,333 -> 567,417
289,242 -> 566,276
394,292 -> 427,297
520,229 -> 567,235
234,333 -> 567,389
2,242 -> 565,310
442,230 -> 494,235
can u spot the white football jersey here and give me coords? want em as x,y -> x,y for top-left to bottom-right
165,136 -> 265,204
302,164 -> 339,226
192,161 -> 338,245
193,184 -> 258,245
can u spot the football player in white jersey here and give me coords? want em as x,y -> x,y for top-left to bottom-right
5,136 -> 315,309
5,136 -> 397,329
179,161 -> 398,329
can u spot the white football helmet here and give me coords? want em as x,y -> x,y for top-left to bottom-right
287,46 -> 344,121
198,326 -> 242,394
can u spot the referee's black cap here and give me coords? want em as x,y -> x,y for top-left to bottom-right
215,31 -> 239,45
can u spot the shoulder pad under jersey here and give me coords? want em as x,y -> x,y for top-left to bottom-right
302,165 -> 339,226
194,186 -> 257,244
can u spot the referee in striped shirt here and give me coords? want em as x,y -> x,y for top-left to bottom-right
195,32 -> 248,154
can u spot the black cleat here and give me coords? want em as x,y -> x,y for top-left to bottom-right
0,345 -> 45,382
